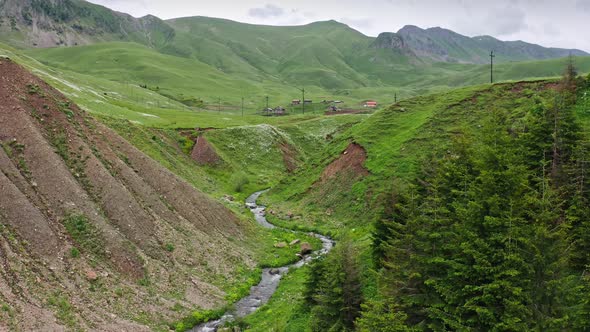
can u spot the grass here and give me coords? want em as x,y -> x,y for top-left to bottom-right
47,292 -> 78,329
4,35 -> 586,132
263,80 -> 562,236
62,213 -> 106,259
243,266 -> 312,332
173,308 -> 227,332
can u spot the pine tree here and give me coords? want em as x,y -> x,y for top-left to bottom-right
307,240 -> 363,331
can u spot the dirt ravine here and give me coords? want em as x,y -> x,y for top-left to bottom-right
191,135 -> 222,165
0,58 -> 255,330
319,142 -> 369,183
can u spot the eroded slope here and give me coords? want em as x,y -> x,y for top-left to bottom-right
0,58 -> 254,330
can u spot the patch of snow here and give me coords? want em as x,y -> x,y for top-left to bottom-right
140,113 -> 159,118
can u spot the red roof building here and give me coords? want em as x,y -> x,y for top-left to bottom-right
364,101 -> 378,108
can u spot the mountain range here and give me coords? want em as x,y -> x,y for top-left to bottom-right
1,0 -> 589,104
1,0 -> 586,62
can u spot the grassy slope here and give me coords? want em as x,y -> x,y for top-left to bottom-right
1,42 -> 358,129
243,78 -> 590,331
200,114 -> 366,195
264,80 -> 562,233
20,19 -> 590,113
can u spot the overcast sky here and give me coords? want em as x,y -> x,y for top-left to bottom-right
87,0 -> 590,52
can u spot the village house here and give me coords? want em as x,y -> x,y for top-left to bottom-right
364,100 -> 378,108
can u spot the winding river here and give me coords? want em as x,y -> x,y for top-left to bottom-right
192,190 -> 334,332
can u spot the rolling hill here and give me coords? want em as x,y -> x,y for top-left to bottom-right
2,0 -> 589,108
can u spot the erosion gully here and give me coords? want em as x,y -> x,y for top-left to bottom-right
192,190 -> 334,332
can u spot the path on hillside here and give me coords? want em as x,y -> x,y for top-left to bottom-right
192,190 -> 334,332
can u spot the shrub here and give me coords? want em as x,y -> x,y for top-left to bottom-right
70,247 -> 80,258
231,172 -> 250,193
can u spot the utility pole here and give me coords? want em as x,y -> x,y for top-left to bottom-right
490,50 -> 495,84
241,97 -> 244,117
298,87 -> 305,114
265,96 -> 269,109
394,92 -> 397,103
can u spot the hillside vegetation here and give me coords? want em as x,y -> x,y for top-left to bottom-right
236,63 -> 590,331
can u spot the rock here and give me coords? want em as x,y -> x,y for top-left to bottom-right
269,268 -> 280,275
289,239 -> 300,246
296,253 -> 303,259
274,242 -> 287,248
299,242 -> 312,255
222,194 -> 235,202
325,208 -> 333,216
287,211 -> 294,218
85,269 -> 98,281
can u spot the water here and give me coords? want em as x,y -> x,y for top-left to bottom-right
192,190 -> 334,332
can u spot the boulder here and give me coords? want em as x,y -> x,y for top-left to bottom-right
289,239 -> 300,246
299,242 -> 312,255
269,268 -> 280,275
274,242 -> 287,248
85,269 -> 98,281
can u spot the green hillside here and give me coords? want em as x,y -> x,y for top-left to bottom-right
0,0 -> 175,48
231,72 -> 590,331
24,39 -> 590,110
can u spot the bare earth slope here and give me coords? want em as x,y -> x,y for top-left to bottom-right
0,58 -> 253,330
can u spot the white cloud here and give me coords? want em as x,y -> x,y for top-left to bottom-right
248,4 -> 285,18
487,6 -> 528,36
340,17 -> 373,31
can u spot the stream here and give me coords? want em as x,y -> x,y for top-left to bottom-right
192,190 -> 334,332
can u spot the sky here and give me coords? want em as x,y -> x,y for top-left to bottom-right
86,0 -> 590,52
